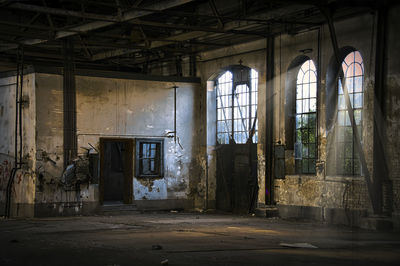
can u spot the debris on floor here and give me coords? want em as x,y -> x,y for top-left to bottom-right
152,244 -> 163,250
161,258 -> 169,265
279,242 -> 318,249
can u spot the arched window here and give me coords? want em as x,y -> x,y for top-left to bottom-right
336,51 -> 364,175
216,67 -> 258,144
295,60 -> 317,174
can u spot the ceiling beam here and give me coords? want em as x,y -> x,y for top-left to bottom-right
0,0 -> 195,51
90,4 -> 313,61
91,31 -> 209,61
129,19 -> 267,36
106,3 -> 318,26
208,0 -> 224,28
8,2 -> 120,22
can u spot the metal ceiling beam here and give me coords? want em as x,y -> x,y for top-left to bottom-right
110,3 -> 318,26
208,0 -> 224,28
90,4 -> 313,61
129,19 -> 267,36
91,31 -> 209,61
0,0 -> 195,51
8,2 -> 120,22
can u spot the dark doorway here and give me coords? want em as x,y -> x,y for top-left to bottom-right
216,143 -> 257,213
100,138 -> 133,204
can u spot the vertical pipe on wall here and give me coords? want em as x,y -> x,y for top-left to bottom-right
317,27 -> 322,168
14,50 -> 19,169
173,85 -> 178,143
373,5 -> 390,214
265,36 -> 275,205
63,38 -> 77,168
19,47 -> 23,167
5,47 -> 24,218
205,153 -> 209,210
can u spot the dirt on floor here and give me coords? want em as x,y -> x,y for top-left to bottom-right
0,212 -> 400,266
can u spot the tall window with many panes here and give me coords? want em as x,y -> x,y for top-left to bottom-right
216,68 -> 258,144
336,51 -> 364,175
295,60 -> 317,174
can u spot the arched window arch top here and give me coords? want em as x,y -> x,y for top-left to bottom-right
217,70 -> 232,85
297,60 -> 317,86
295,59 -> 317,174
340,51 -> 364,95
216,67 -> 258,144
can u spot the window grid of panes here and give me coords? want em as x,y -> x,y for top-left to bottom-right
140,142 -> 160,175
337,51 -> 364,175
216,71 -> 233,144
295,60 -> 317,174
216,69 -> 258,144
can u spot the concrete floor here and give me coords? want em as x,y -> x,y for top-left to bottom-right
0,212 -> 399,266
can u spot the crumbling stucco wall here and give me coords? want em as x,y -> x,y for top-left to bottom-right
0,73 -> 36,217
75,76 -> 199,204
196,10 -> 399,226
385,6 -> 400,228
35,73 -> 94,216
274,14 -> 377,222
34,72 -> 201,215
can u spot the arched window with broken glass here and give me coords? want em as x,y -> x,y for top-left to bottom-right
216,67 -> 258,144
295,60 -> 317,174
336,51 -> 364,175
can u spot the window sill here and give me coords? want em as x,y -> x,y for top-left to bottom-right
325,175 -> 364,182
283,174 -> 318,179
135,175 -> 164,179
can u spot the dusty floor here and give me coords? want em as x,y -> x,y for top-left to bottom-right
0,212 -> 399,266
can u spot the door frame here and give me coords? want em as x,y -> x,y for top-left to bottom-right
99,138 -> 133,205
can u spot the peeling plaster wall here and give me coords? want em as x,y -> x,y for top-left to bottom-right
34,73 -> 92,216
385,6 -> 400,227
34,73 -> 200,214
75,76 -> 199,203
197,11 -> 400,226
35,74 -> 64,202
0,73 -> 36,217
273,14 -> 377,223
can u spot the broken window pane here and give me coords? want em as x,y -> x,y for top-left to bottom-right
296,115 -> 302,129
216,68 -> 258,144
297,85 -> 303,99
136,139 -> 163,178
310,98 -> 316,112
